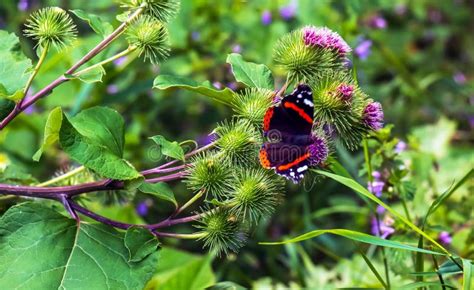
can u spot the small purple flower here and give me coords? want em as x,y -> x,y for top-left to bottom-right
136,201 -> 149,216
24,104 -> 37,115
212,81 -> 223,89
107,84 -> 119,94
369,15 -> 387,29
368,180 -> 385,197
376,205 -> 386,215
232,44 -> 242,54
261,10 -> 272,26
279,1 -> 297,20
372,171 -> 382,180
113,56 -> 127,67
302,26 -> 351,57
453,72 -> 466,85
395,141 -> 407,154
307,135 -> 329,166
439,231 -> 452,245
354,38 -> 372,60
371,216 -> 395,239
363,101 -> 384,130
18,0 -> 29,11
227,82 -> 238,91
337,83 -> 354,101
191,31 -> 201,41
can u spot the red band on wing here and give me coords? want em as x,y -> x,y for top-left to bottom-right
259,148 -> 271,169
263,107 -> 274,131
283,102 -> 313,124
277,153 -> 310,171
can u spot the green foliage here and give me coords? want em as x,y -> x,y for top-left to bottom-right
33,106 -> 63,161
0,203 -> 159,289
70,9 -> 113,38
0,31 -> 32,101
227,53 -> 274,90
149,134 -> 184,161
138,182 -> 177,207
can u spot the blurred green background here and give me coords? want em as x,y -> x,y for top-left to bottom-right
0,0 -> 472,288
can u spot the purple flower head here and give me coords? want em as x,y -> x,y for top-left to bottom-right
279,1 -> 297,20
376,205 -> 386,215
439,231 -> 452,245
212,81 -> 223,89
354,38 -> 372,60
371,216 -> 395,239
453,72 -> 466,85
363,101 -> 384,130
107,84 -> 119,94
369,15 -> 387,29
261,10 -> 272,26
232,44 -> 242,54
307,135 -> 329,166
227,82 -> 238,91
395,141 -> 407,154
113,56 -> 128,67
337,83 -> 354,101
368,180 -> 385,197
372,170 -> 382,180
18,0 -> 29,11
302,26 -> 351,57
136,201 -> 149,216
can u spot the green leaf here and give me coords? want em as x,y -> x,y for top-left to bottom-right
70,9 -> 114,38
463,259 -> 473,290
0,98 -> 14,121
0,202 -> 159,289
71,106 -> 125,157
315,170 -> 451,256
0,31 -> 32,101
153,75 -> 234,105
75,65 -> 106,83
226,53 -> 274,89
138,182 -> 177,207
125,227 -> 160,263
399,282 -> 457,289
261,228 -> 444,255
149,135 -> 184,161
211,282 -> 246,290
59,112 -> 141,180
33,107 -> 63,161
145,247 -> 215,290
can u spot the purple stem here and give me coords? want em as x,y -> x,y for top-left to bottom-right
146,171 -> 185,183
141,164 -> 187,176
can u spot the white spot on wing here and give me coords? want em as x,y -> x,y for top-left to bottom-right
297,165 -> 308,173
303,99 -> 314,107
297,94 -> 302,98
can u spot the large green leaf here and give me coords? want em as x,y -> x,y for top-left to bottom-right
261,228 -> 443,255
125,227 -> 160,263
71,106 -> 125,157
70,9 -> 113,38
226,53 -> 274,90
33,107 -> 63,161
0,202 -> 159,289
59,112 -> 141,180
153,75 -> 234,105
145,247 -> 215,290
138,182 -> 177,208
463,259 -> 473,290
315,170 -> 451,256
149,135 -> 184,161
0,31 -> 32,101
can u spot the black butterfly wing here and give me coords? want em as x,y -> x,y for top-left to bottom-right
263,84 -> 314,137
259,142 -> 311,183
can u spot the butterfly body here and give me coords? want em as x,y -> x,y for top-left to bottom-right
260,84 -> 327,183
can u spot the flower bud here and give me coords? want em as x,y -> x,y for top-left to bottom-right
363,101 -> 384,130
121,0 -> 180,23
126,15 -> 170,64
232,88 -> 273,125
23,7 -> 77,50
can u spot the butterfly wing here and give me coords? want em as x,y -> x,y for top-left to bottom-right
263,84 -> 314,137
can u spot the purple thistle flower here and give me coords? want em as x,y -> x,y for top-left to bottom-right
453,72 -> 466,85
337,83 -> 354,101
371,216 -> 395,239
395,141 -> 407,154
18,0 -> 29,11
307,135 -> 328,166
363,101 -> 384,130
279,1 -> 297,20
439,231 -> 452,245
261,10 -> 272,26
302,26 -> 351,57
369,15 -> 387,29
368,180 -> 385,197
354,38 -> 372,60
136,201 -> 149,216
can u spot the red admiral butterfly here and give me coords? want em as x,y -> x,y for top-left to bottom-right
259,84 -> 327,183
